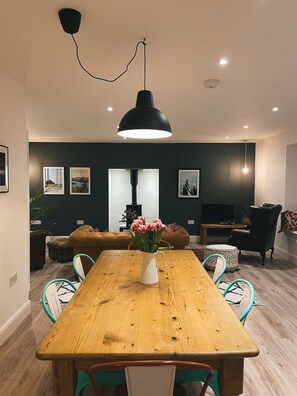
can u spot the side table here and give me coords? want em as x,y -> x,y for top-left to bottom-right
30,230 -> 47,270
200,223 -> 246,245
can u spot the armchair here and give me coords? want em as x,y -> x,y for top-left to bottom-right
228,203 -> 282,265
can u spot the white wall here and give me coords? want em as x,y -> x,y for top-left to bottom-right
0,70 -> 30,345
255,131 -> 297,264
285,143 -> 297,210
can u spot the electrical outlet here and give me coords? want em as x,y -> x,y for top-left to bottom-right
32,220 -> 41,225
77,220 -> 84,225
9,272 -> 17,287
188,220 -> 195,225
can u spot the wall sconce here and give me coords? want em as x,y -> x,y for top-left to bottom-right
242,141 -> 249,174
58,8 -> 172,140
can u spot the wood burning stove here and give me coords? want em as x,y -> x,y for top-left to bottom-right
125,169 -> 142,227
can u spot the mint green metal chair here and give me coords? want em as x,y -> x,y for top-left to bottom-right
88,360 -> 214,396
41,278 -> 77,323
223,279 -> 254,324
202,254 -> 227,285
41,278 -> 116,396
73,253 -> 95,282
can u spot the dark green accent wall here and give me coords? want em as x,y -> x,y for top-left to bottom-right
29,142 -> 255,235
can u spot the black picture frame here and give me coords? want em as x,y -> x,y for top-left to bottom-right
0,145 -> 9,193
178,168 -> 200,198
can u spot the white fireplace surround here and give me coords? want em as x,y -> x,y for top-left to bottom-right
108,169 -> 159,232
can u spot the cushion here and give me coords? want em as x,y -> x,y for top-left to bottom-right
279,210 -> 297,232
165,223 -> 177,232
76,225 -> 94,232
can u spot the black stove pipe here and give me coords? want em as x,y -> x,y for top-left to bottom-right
130,169 -> 138,204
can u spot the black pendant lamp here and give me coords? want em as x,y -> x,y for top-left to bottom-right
117,41 -> 172,139
58,9 -> 172,139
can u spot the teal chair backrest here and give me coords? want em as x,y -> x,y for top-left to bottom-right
41,278 -> 77,323
223,279 -> 254,324
202,254 -> 227,285
73,253 -> 95,282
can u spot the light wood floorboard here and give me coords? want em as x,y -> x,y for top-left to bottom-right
0,248 -> 297,395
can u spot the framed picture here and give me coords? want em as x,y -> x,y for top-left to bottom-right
70,167 -> 91,195
178,168 -> 200,198
0,145 -> 9,193
43,167 -> 64,195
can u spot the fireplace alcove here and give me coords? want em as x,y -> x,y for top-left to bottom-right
108,169 -> 159,232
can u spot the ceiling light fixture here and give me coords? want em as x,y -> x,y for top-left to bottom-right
117,40 -> 172,139
242,141 -> 249,174
58,8 -> 172,140
272,107 -> 279,112
218,58 -> 229,66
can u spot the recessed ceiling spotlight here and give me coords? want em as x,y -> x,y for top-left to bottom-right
218,58 -> 229,66
107,106 -> 113,112
272,107 -> 279,112
243,125 -> 249,129
225,136 -> 229,139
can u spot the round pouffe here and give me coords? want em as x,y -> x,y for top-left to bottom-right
204,244 -> 239,272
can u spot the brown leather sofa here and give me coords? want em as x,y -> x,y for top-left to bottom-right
69,224 -> 190,274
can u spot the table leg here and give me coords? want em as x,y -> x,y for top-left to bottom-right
52,360 -> 77,395
200,225 -> 208,245
217,358 -> 244,396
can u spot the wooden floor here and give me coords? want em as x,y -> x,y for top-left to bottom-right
1,247 -> 297,396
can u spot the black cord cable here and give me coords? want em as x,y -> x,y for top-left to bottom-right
143,40 -> 147,90
70,35 -> 146,83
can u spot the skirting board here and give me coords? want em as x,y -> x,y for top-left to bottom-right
0,301 -> 31,346
189,235 -> 198,242
274,246 -> 297,266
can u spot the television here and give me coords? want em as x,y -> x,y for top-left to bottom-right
201,203 -> 234,224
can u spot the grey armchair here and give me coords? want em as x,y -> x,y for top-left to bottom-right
228,203 -> 282,265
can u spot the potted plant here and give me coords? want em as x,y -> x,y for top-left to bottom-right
119,208 -> 138,228
30,191 -> 56,270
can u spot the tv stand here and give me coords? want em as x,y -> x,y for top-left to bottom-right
200,223 -> 245,245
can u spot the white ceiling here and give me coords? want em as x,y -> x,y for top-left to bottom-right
1,0 -> 297,143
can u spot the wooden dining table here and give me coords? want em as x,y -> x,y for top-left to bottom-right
36,249 -> 259,396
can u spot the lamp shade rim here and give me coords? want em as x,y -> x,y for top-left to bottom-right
117,129 -> 172,139
117,89 -> 172,139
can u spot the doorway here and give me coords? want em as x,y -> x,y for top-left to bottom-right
108,169 -> 159,232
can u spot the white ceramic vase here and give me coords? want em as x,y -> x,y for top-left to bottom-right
139,251 -> 165,285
